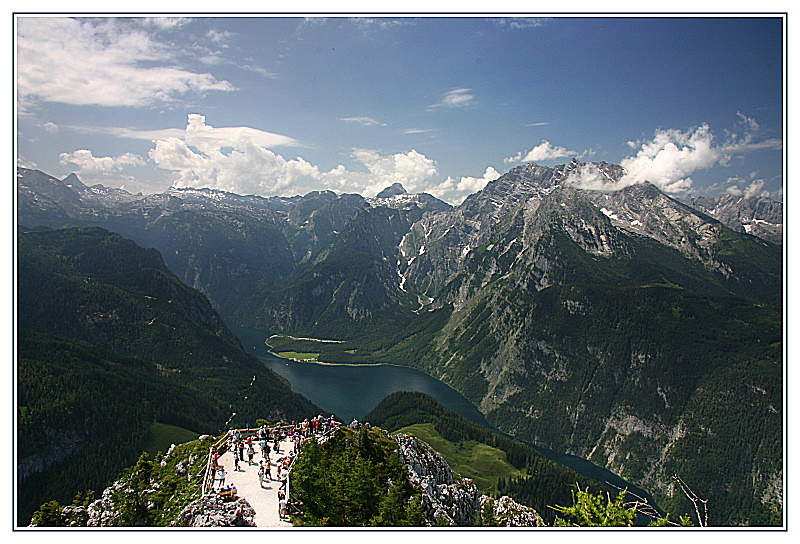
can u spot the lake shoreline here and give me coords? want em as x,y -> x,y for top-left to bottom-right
228,322 -> 666,517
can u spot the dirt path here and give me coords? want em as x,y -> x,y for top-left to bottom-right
216,436 -> 295,527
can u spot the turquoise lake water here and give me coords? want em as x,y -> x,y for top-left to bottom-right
229,323 -> 664,517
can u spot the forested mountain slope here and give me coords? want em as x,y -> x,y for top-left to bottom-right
16,226 -> 321,525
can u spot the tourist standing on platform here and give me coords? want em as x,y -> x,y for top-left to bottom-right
258,461 -> 265,487
279,492 -> 288,520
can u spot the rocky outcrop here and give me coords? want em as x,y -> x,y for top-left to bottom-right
393,432 -> 480,526
392,432 -> 546,527
480,495 -> 545,527
172,495 -> 256,527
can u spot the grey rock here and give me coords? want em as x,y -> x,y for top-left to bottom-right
393,433 -> 479,526
173,495 -> 256,527
480,495 -> 545,527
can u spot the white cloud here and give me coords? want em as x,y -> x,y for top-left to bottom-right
146,114 -> 439,198
505,140 -> 578,164
743,179 -> 767,198
428,166 -> 501,205
142,17 -> 191,31
719,112 -> 782,156
564,162 -> 630,192
240,64 -> 277,78
73,125 -> 187,141
17,17 -> 234,108
429,88 -> 474,109
206,28 -> 234,44
59,149 -> 145,178
41,122 -> 58,134
183,114 -> 299,151
73,114 -> 299,148
341,116 -> 387,127
724,176 -> 770,199
148,116 -> 314,195
349,17 -> 416,32
608,117 -> 782,195
350,148 -> 438,196
725,185 -> 743,196
618,124 -> 721,194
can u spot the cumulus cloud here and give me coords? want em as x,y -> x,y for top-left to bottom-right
743,179 -> 766,198
149,117 -> 315,195
564,162 -> 632,192
59,149 -> 147,192
428,166 -> 501,205
78,114 -> 296,190
87,114 -> 301,193
617,124 -> 719,194
585,116 -> 782,195
504,140 -> 578,164
429,88 -> 474,109
725,176 -> 770,199
146,114 -> 440,198
16,17 -> 234,108
349,148 -> 438,196
59,149 -> 145,177
183,114 -> 299,151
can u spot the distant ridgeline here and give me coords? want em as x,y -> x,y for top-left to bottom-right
16,226 -> 322,526
17,162 -> 783,526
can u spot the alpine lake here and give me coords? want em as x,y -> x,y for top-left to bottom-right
230,323 -> 664,515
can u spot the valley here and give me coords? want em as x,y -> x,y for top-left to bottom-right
16,159 -> 784,526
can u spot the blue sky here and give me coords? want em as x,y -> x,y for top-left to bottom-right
15,15 -> 785,204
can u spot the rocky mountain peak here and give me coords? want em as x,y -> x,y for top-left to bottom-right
376,182 -> 408,199
60,173 -> 87,191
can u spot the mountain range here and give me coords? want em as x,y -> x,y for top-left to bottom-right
16,160 -> 783,525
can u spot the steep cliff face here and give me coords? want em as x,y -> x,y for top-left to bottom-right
394,432 -> 480,525
393,432 -> 543,526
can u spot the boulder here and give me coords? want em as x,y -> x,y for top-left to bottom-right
172,495 -> 256,527
480,495 -> 545,527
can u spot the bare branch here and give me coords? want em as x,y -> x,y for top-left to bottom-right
605,481 -> 680,526
672,475 -> 708,527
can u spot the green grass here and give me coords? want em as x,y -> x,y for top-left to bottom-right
396,423 -> 525,493
143,422 -> 200,457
